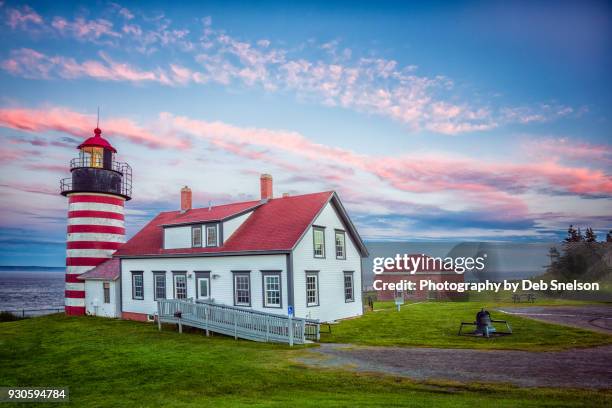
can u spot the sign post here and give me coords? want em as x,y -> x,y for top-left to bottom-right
394,295 -> 404,312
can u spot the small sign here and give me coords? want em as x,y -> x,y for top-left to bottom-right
394,295 -> 404,311
288,306 -> 294,317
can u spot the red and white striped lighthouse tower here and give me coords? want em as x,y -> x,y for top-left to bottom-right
60,127 -> 132,315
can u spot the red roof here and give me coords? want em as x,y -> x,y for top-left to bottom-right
114,191 -> 341,256
78,258 -> 120,280
78,128 -> 117,153
162,200 -> 261,226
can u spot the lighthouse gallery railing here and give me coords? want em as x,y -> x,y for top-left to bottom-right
60,157 -> 132,198
157,299 -> 320,346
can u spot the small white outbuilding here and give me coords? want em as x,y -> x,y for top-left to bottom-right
78,258 -> 121,318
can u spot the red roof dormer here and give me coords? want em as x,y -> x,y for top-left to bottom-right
78,128 -> 117,153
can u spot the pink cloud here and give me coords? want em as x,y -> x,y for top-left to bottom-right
0,107 -> 190,150
1,48 -> 173,85
160,112 -> 612,200
2,105 -> 609,215
6,5 -> 42,29
52,16 -> 120,42
524,137 -> 612,165
3,4 -> 580,137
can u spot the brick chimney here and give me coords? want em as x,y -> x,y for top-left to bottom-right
180,186 -> 192,212
260,174 -> 273,200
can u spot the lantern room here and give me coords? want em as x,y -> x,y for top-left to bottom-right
60,126 -> 132,201
77,127 -> 117,169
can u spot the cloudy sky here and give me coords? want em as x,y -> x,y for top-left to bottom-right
0,0 -> 610,266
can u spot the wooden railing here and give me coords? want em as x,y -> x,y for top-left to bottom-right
157,299 -> 320,346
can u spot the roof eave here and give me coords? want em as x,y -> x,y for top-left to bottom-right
114,249 -> 291,259
329,192 -> 369,257
77,275 -> 120,281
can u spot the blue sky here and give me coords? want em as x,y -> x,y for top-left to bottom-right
0,0 -> 610,266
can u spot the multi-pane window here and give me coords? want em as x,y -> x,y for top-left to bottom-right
154,273 -> 166,300
174,274 -> 187,299
306,273 -> 318,306
132,272 -> 143,300
335,230 -> 346,259
192,226 -> 202,247
263,274 -> 281,308
313,227 -> 325,258
344,272 -> 354,302
234,273 -> 251,306
206,225 -> 217,247
103,282 -> 110,303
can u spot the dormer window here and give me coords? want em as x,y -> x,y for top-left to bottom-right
192,226 -> 202,247
206,225 -> 218,247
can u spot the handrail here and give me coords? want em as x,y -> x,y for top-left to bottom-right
69,156 -> 131,174
60,157 -> 133,198
157,299 -> 320,345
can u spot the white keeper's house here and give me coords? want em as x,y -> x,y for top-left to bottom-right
62,128 -> 368,322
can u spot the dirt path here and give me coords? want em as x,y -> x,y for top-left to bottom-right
498,305 -> 612,334
298,343 -> 612,389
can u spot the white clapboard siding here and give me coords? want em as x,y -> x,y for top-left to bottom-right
121,254 -> 287,317
292,201 -> 363,322
84,280 -> 121,318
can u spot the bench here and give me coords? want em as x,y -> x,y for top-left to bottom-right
512,293 -> 536,303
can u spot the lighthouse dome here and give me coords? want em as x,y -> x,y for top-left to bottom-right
77,127 -> 117,153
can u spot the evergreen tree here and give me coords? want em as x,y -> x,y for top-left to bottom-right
585,227 -> 597,243
565,225 -> 577,242
548,247 -> 560,266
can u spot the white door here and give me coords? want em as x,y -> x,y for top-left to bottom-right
197,277 -> 210,300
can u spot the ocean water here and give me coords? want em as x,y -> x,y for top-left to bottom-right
0,270 -> 65,312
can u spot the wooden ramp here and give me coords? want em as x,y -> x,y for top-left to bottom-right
157,299 -> 320,346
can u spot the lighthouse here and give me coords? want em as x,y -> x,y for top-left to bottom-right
60,127 -> 132,315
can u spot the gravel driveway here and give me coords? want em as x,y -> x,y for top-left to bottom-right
299,343 -> 612,389
497,305 -> 612,334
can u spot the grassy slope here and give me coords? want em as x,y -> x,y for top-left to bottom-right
1,315 -> 610,407
320,301 -> 612,350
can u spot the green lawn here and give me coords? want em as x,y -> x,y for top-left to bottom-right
1,315 -> 610,407
321,301 -> 612,350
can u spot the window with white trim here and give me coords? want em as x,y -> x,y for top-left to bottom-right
263,273 -> 281,308
174,273 -> 187,299
154,273 -> 166,300
103,282 -> 110,303
192,226 -> 202,247
234,273 -> 251,306
132,272 -> 143,300
313,227 -> 325,258
335,230 -> 346,259
206,225 -> 217,247
306,273 -> 319,306
344,272 -> 354,302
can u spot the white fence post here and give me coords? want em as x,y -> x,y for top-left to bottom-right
205,305 -> 209,337
157,302 -> 162,331
288,316 -> 293,347
234,311 -> 238,340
